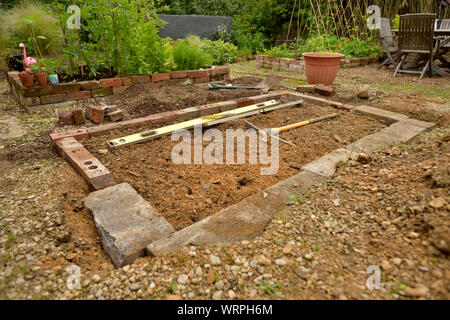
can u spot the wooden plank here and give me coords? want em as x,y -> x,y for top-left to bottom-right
108,100 -> 303,148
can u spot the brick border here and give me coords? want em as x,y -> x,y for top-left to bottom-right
6,66 -> 231,111
254,55 -> 379,73
50,90 -> 435,265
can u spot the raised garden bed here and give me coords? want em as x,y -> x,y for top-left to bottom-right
49,89 -> 435,267
255,55 -> 379,73
6,66 -> 231,112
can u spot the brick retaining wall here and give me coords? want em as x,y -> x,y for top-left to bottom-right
7,66 -> 231,111
254,55 -> 379,73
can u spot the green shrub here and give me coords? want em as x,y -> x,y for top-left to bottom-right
172,36 -> 212,70
232,31 -> 268,55
1,2 -> 62,55
264,43 -> 295,58
201,39 -> 238,65
299,35 -> 382,58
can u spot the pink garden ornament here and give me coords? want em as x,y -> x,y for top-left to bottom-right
19,43 -> 38,71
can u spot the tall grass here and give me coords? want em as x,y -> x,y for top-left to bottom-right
0,2 -> 62,55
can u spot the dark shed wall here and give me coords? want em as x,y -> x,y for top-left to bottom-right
158,15 -> 232,40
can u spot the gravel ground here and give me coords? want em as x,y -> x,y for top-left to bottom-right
0,71 -> 448,300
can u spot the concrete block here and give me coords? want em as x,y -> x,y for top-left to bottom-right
353,105 -> 408,125
84,183 -> 175,266
147,171 -> 324,256
302,148 -> 352,178
347,120 -> 429,154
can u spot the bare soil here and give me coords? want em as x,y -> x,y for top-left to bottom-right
83,103 -> 385,231
88,79 -> 267,119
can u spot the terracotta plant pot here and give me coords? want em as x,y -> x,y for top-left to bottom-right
35,72 -> 48,86
19,71 -> 35,88
303,52 -> 344,86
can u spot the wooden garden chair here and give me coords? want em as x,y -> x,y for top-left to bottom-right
436,19 -> 450,67
379,18 -> 399,67
394,14 -> 436,78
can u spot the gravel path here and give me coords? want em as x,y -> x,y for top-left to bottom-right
0,73 -> 448,300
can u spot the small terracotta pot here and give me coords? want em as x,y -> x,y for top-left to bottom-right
35,72 -> 48,86
19,71 -> 35,88
303,52 -> 344,86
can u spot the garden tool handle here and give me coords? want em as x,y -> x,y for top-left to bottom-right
272,113 -> 338,134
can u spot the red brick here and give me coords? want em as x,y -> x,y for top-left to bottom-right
79,80 -> 100,91
89,175 -> 117,191
187,70 -> 209,78
67,91 -> 91,101
237,98 -> 254,108
315,84 -> 336,97
152,73 -> 170,82
72,108 -> 85,125
113,86 -> 128,95
86,106 -> 105,124
214,100 -> 238,112
87,118 -> 153,137
170,71 -> 188,79
146,82 -> 163,88
289,59 -> 301,65
58,110 -> 75,126
215,67 -> 230,75
100,78 -> 122,88
41,93 -> 67,104
56,137 -> 116,191
196,104 -> 220,116
21,96 -> 41,106
194,76 -> 210,84
91,87 -> 113,97
20,83 -> 80,97
121,77 -> 132,86
146,112 -> 178,126
50,129 -> 89,145
129,75 -> 151,83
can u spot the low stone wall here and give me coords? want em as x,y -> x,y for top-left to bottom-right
255,55 -> 379,73
6,67 -> 231,112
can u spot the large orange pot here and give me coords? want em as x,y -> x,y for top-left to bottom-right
303,52 -> 344,86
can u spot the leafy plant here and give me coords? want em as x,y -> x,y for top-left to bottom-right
298,34 -> 382,58
172,37 -> 212,70
201,39 -> 238,65
288,193 -> 306,205
264,43 -> 295,58
258,280 -> 279,298
0,2 -> 62,55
